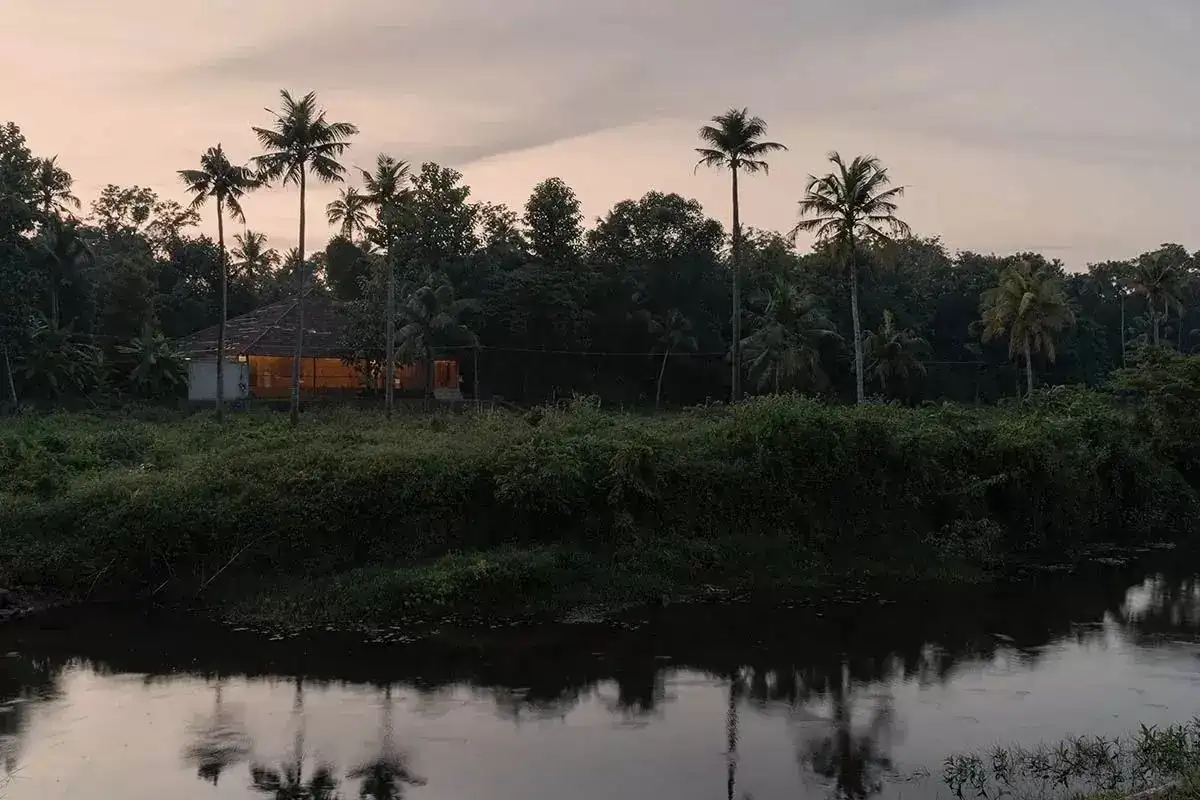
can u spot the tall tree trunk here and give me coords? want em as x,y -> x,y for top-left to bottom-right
424,344 -> 434,413
1024,337 -> 1034,398
1177,304 -> 1183,352
1120,293 -> 1126,367
50,284 -> 59,329
848,234 -> 865,404
215,196 -> 226,422
655,347 -> 670,411
730,166 -> 742,404
2,342 -> 17,407
1152,300 -> 1160,347
474,345 -> 481,410
385,254 -> 395,419
774,360 -> 780,394
290,169 -> 307,426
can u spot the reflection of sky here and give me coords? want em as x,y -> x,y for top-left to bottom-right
5,622 -> 1200,800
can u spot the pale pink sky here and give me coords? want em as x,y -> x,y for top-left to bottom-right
2,0 -> 1198,267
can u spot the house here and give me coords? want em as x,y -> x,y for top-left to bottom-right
175,292 -> 462,403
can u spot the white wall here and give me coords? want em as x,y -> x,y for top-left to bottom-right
187,360 -> 250,403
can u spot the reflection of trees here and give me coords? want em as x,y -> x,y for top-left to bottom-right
798,665 -> 895,799
0,654 -> 64,778
347,685 -> 425,800
1118,562 -> 1200,640
250,677 -> 341,800
7,559 -> 1200,795
182,680 -> 252,785
250,762 -> 339,800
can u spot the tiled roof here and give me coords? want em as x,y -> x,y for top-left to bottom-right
174,291 -> 348,358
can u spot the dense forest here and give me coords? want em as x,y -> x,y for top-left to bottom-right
1,93 -> 1197,413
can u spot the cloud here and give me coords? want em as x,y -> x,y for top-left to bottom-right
171,0 -> 978,164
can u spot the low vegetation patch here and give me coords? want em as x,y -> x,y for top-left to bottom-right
0,391 -> 1196,625
943,720 -> 1200,799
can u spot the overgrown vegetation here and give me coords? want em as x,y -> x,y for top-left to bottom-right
943,720 -> 1200,799
1,380 -> 1196,625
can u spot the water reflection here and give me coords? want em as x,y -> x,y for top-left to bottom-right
184,681 -> 253,784
0,561 -> 1197,799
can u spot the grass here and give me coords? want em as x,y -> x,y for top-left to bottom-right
0,392 -> 1195,626
943,720 -> 1200,799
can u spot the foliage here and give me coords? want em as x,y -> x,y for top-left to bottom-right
115,324 -> 187,400
696,107 -> 787,402
31,155 -> 80,218
1,112 -> 1199,415
178,145 -> 258,225
0,396 -> 1193,623
981,259 -> 1075,396
17,316 -> 100,400
793,153 -> 910,404
865,309 -> 928,400
943,720 -> 1200,800
524,177 -> 582,266
695,107 -> 788,177
251,91 -> 358,190
325,186 -> 371,241
1110,348 -> 1200,481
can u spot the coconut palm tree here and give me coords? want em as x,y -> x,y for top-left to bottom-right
741,281 -> 840,394
1129,250 -> 1186,348
865,310 -> 928,401
326,186 -> 372,242
231,230 -> 282,295
636,307 -> 697,410
36,215 -> 92,328
792,153 -> 910,404
31,156 -> 79,219
395,273 -> 477,411
252,90 -> 358,425
696,108 -> 787,403
359,154 -> 412,417
179,144 -> 259,421
980,259 -> 1075,398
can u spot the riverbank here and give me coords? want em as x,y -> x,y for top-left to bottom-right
1,393 -> 1196,626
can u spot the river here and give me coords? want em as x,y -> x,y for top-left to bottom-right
0,559 -> 1198,799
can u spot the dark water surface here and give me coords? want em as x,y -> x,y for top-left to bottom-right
2,561 -> 1200,799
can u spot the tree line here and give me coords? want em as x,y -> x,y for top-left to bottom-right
1,92 -> 1197,418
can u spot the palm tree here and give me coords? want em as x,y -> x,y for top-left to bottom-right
326,186 -> 372,242
741,281 -> 840,394
865,310 -> 928,401
359,154 -> 412,418
395,273 -> 477,411
253,90 -> 358,425
32,156 -> 80,219
179,144 -> 259,421
637,308 -> 697,410
1129,250 -> 1186,348
980,259 -> 1075,398
696,108 -> 787,403
792,153 -> 910,404
36,215 -> 93,328
231,230 -> 282,295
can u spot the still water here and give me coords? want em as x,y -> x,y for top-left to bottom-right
1,562 -> 1200,799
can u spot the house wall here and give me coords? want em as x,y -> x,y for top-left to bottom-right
187,360 -> 251,403
248,356 -> 360,398
242,356 -> 461,398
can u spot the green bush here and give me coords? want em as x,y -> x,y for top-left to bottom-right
0,395 -> 1194,605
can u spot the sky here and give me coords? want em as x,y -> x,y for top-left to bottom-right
2,0 -> 1198,269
